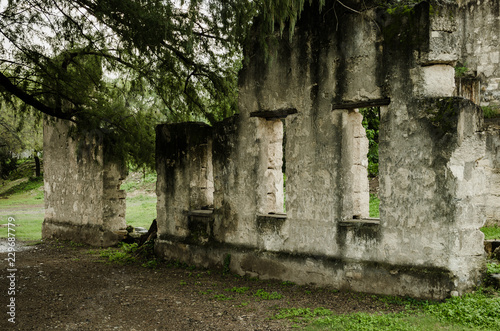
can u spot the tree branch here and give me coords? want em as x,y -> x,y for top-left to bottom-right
0,71 -> 73,121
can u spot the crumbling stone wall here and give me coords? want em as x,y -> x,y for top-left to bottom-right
452,0 -> 500,226
456,0 -> 500,107
42,118 -> 126,247
483,122 -> 500,226
155,1 -> 488,299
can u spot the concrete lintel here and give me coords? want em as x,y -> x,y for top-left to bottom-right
331,98 -> 391,110
339,218 -> 381,226
250,108 -> 298,119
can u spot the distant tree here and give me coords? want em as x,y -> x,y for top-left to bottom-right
360,107 -> 379,178
0,104 -> 43,177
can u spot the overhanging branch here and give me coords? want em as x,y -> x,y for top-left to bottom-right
0,71 -> 73,121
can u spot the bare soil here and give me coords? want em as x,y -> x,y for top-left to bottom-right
1,240 -> 407,331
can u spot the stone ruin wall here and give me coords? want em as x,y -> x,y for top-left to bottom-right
155,1 -> 490,299
454,0 -> 500,226
42,118 -> 126,247
39,0 -> 500,298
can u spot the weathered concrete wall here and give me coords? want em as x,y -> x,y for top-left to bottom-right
156,1 -> 487,299
42,119 -> 126,247
456,0 -> 500,107
156,122 -> 213,240
483,120 -> 500,226
453,0 -> 500,226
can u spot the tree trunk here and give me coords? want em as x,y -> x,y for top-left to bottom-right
34,154 -> 41,177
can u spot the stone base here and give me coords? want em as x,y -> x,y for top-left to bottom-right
42,220 -> 123,247
155,239 -> 459,300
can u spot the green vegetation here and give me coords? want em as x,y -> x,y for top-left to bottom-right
121,171 -> 157,228
99,243 -> 139,264
481,225 -> 500,240
0,172 -> 44,240
0,176 -> 43,197
125,194 -> 157,229
226,287 -> 250,294
487,262 -> 500,275
455,63 -> 469,78
0,212 -> 44,240
274,290 -> 500,330
0,170 -> 158,240
369,194 -> 380,218
360,107 -> 380,178
483,106 -> 500,119
254,289 -> 283,300
120,172 -> 156,192
213,294 -> 233,301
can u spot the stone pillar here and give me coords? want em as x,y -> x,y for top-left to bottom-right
42,118 -> 126,247
348,110 -> 370,219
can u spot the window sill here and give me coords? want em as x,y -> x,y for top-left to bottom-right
339,218 -> 380,226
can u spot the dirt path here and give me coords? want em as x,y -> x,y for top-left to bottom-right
0,240 -> 406,330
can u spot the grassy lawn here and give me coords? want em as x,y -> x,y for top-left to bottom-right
369,194 -> 380,218
125,194 -> 156,228
0,172 -> 157,240
0,177 -> 44,240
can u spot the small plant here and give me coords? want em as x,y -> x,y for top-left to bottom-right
179,280 -> 187,285
118,242 -> 138,253
254,289 -> 283,300
487,262 -> 500,274
199,289 -> 213,295
238,301 -> 249,307
213,294 -> 232,301
100,249 -> 136,264
455,63 -> 468,77
225,287 -> 250,294
69,241 -> 85,248
142,259 -> 158,269
99,243 -> 138,264
481,225 -> 500,240
273,307 -> 333,325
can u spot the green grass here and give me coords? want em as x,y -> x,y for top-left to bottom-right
0,177 -> 44,240
483,106 -> 500,119
369,194 -> 380,218
275,290 -> 500,330
482,225 -> 500,240
254,289 -> 283,300
120,172 -> 156,192
125,194 -> 156,228
0,176 -> 44,197
0,213 -> 44,240
0,172 -> 157,239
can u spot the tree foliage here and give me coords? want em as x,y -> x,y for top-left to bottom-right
360,107 -> 379,178
0,0 -> 326,168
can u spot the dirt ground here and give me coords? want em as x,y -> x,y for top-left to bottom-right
0,240 -> 407,331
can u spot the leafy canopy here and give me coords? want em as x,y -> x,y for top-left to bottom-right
0,0 -> 325,167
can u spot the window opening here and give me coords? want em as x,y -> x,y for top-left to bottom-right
359,107 -> 380,218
